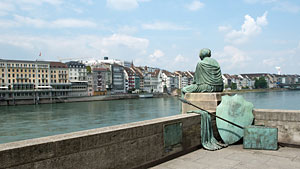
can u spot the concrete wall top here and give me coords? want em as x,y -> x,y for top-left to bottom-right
254,109 -> 300,122
184,92 -> 231,101
0,113 -> 198,151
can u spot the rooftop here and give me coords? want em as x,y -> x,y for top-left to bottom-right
152,145 -> 300,169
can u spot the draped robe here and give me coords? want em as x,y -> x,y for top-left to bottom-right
182,57 -> 223,94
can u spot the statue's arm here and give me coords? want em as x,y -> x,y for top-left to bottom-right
192,62 -> 200,84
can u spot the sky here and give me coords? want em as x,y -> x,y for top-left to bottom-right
0,0 -> 300,74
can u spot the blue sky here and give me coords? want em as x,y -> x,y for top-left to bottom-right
0,0 -> 300,74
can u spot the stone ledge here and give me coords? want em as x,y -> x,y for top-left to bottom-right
0,114 -> 201,169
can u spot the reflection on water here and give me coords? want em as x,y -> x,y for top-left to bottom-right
0,97 -> 181,144
238,90 -> 300,110
1,90 -> 300,144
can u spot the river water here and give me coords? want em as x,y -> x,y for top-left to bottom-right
1,90 -> 300,144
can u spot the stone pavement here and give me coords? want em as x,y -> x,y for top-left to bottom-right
151,145 -> 300,169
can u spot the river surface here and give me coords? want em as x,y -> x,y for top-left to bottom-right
1,90 -> 300,144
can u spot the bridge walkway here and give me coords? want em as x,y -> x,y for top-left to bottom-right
151,144 -> 300,169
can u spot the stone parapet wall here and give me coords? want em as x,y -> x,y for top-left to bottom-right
0,114 -> 201,169
253,109 -> 300,146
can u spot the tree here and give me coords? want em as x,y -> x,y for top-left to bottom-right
86,66 -> 91,73
231,83 -> 237,90
254,76 -> 268,89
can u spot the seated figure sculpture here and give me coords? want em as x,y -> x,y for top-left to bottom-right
182,48 -> 226,151
182,48 -> 223,97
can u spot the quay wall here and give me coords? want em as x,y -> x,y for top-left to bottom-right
0,93 -> 169,106
0,114 -> 201,169
1,108 -> 300,169
253,109 -> 300,146
0,94 -> 140,106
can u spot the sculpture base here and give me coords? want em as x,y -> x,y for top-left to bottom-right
182,92 -> 229,114
182,92 -> 231,142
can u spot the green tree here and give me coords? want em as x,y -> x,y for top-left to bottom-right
231,83 -> 237,90
86,66 -> 91,73
254,76 -> 268,89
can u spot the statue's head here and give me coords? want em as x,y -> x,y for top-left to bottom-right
199,48 -> 211,60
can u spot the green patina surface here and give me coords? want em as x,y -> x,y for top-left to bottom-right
188,110 -> 227,151
163,123 -> 182,148
216,94 -> 254,145
181,48 -> 223,97
244,125 -> 278,150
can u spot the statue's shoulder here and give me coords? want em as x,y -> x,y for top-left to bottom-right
202,57 -> 220,67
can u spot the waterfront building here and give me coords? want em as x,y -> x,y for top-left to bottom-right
230,75 -> 243,90
162,70 -> 179,93
133,67 -> 144,91
66,61 -> 87,81
222,74 -> 232,88
87,72 -> 93,96
50,62 -> 71,97
124,67 -> 139,92
92,67 -> 111,95
0,59 -> 51,100
238,74 -> 253,89
132,66 -> 143,91
65,61 -> 88,96
70,81 -> 88,96
266,74 -> 278,88
111,64 -> 126,94
135,66 -> 163,93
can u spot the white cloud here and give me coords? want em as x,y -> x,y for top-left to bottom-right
244,0 -> 300,13
80,0 -> 94,5
106,0 -> 147,10
1,15 -> 97,28
14,15 -> 47,28
0,33 -> 149,61
218,25 -> 232,32
149,49 -> 164,61
244,0 -> 278,4
0,20 -> 18,28
17,0 -> 63,6
0,1 -> 15,16
175,54 -> 187,62
273,1 -> 300,13
142,22 -> 189,31
186,0 -> 204,11
118,25 -> 138,34
101,34 -> 149,50
215,46 -> 250,70
262,57 -> 285,67
52,19 -> 97,28
220,12 -> 268,44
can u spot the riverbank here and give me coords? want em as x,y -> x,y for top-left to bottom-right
224,88 -> 289,94
0,93 -> 172,106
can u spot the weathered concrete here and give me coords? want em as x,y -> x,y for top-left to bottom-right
254,109 -> 300,146
181,93 -> 230,114
152,144 -> 300,169
0,114 -> 201,169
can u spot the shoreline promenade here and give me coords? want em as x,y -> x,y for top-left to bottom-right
152,144 -> 300,169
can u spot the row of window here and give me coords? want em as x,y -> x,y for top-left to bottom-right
4,74 -> 48,78
7,63 -> 36,68
51,70 -> 67,74
2,68 -> 48,73
51,80 -> 68,83
3,79 -> 49,84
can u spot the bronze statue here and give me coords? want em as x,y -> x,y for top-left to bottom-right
182,48 -> 223,97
